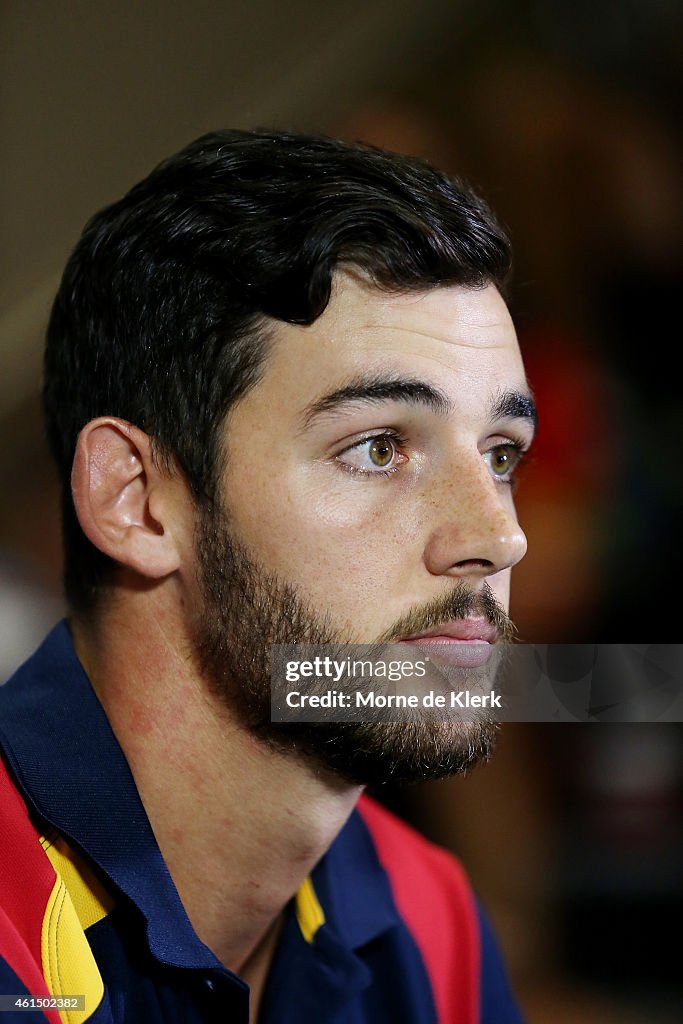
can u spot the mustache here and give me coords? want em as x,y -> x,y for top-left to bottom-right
374,581 -> 517,645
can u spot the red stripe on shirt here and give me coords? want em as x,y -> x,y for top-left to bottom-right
358,795 -> 480,1024
0,756 -> 61,1024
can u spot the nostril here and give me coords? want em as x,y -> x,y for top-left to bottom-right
452,559 -> 495,571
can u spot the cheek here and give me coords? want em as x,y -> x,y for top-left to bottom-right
227,466 -> 426,609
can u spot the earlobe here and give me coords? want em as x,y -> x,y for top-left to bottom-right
71,418 -> 181,579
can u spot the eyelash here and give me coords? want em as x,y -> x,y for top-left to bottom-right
335,432 -> 531,483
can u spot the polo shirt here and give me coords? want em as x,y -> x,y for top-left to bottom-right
0,621 -> 524,1024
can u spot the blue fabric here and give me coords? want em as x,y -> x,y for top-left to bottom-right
477,904 -> 526,1024
0,621 -> 524,1023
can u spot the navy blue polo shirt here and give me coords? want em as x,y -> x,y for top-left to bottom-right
0,622 -> 524,1023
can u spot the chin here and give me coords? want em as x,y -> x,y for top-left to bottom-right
265,717 -> 499,788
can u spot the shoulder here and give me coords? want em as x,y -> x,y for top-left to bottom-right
0,757 -> 107,1023
357,793 -> 476,927
0,756 -> 61,1018
356,795 -> 525,1024
357,794 -> 480,1022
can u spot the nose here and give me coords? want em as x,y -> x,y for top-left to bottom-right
422,453 -> 528,581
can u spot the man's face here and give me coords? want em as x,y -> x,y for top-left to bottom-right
190,273 -> 535,786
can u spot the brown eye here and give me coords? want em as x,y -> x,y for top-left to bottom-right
336,432 -> 408,475
368,436 -> 395,467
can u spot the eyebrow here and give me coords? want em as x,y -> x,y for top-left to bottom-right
300,376 -> 451,428
300,373 -> 538,433
489,388 -> 538,431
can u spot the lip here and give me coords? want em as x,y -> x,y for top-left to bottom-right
399,617 -> 497,645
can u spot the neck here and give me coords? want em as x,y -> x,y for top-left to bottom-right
71,595 -> 361,975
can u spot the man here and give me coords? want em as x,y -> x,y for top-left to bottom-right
0,130 -> 536,1023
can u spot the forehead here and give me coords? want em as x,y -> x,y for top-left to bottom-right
248,273 -> 526,419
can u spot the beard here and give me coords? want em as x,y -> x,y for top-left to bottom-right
190,499 -> 516,788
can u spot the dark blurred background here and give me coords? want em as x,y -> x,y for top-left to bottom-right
1,2 -> 681,1021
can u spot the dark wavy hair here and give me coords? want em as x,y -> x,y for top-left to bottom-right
43,128 -> 512,611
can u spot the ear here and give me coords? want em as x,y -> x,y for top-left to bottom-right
71,418 -> 182,579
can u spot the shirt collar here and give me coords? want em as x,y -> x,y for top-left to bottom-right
0,621 -> 399,969
0,620 -> 223,972
310,806 -> 399,949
